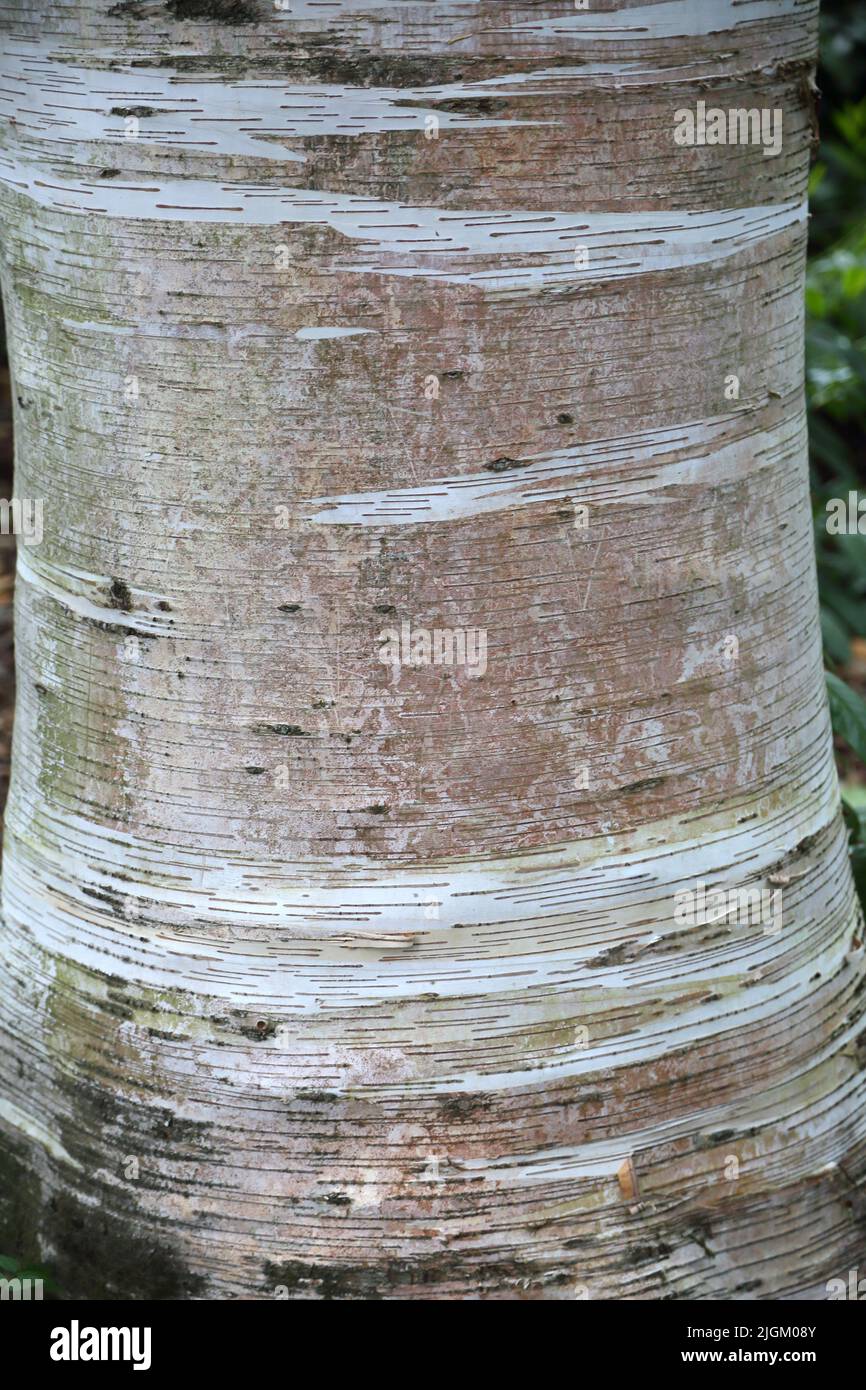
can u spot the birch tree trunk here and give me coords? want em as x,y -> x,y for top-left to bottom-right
0,0 -> 864,1301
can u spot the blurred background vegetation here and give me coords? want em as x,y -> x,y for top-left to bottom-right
809,0 -> 866,901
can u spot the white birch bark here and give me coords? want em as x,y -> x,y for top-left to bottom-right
0,0 -> 864,1299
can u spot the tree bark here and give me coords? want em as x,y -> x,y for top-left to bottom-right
1,0 -> 865,1300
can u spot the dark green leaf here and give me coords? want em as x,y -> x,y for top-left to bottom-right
827,670 -> 866,764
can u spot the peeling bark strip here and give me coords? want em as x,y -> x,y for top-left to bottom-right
0,0 -> 864,1302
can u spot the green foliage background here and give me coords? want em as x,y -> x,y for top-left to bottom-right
811,1 -> 866,660
810,1 -> 866,895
